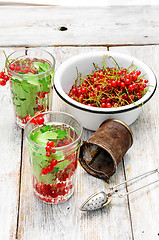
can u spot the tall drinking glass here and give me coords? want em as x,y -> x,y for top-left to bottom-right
6,48 -> 55,128
25,111 -> 83,204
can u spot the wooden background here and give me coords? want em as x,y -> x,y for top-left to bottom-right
0,5 -> 159,240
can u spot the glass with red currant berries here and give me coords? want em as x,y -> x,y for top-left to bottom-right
5,48 -> 55,128
25,111 -> 83,204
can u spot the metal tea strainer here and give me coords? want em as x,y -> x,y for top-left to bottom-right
80,167 -> 159,211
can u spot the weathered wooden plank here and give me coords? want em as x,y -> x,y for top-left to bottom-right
0,6 -> 159,47
0,48 -> 23,239
0,0 -> 158,6
109,45 -> 159,239
18,47 -> 133,240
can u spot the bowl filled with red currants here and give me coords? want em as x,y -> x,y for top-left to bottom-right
54,51 -> 157,131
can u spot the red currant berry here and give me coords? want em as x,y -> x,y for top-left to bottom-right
108,83 -> 112,89
106,103 -> 112,108
132,74 -> 137,81
106,98 -> 111,103
77,89 -> 82,95
46,151 -> 51,157
129,94 -> 134,100
111,80 -> 117,87
0,72 -> 5,79
123,94 -> 128,100
101,97 -> 106,103
125,74 -> 130,79
125,79 -> 130,85
9,63 -> 15,71
79,94 -> 84,102
50,159 -> 58,167
46,165 -> 54,172
101,103 -> 107,108
140,86 -> 144,91
0,80 -> 6,86
30,118 -> 35,124
128,84 -> 134,92
121,82 -> 125,88
41,168 -> 48,175
15,66 -> 21,71
120,76 -> 124,81
25,116 -> 32,122
117,80 -> 121,86
52,149 -> 56,153
45,146 -> 51,152
72,88 -> 77,95
36,117 -> 44,125
136,70 -> 141,76
81,88 -> 86,94
4,75 -> 9,81
117,70 -> 122,75
37,105 -> 44,111
132,83 -> 137,89
71,96 -> 75,100
47,141 -> 55,147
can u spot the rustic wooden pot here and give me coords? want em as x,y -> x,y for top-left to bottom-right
79,119 -> 133,180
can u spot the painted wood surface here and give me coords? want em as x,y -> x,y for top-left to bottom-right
0,48 -> 23,239
0,5 -> 159,240
1,0 -> 159,7
109,45 -> 159,240
0,6 -> 159,47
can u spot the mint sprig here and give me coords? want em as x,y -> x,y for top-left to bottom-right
10,60 -> 53,118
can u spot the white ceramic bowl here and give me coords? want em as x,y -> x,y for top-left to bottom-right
54,51 -> 157,131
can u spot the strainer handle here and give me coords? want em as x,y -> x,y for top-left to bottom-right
110,167 -> 158,191
118,179 -> 159,198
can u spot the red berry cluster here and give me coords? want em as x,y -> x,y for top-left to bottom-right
41,139 -> 73,176
0,58 -> 46,88
41,158 -> 58,175
53,157 -> 77,182
33,155 -> 78,203
0,71 -> 9,86
40,140 -> 57,175
68,67 -> 149,108
36,91 -> 50,112
8,59 -> 38,74
25,114 -> 45,125
33,176 -> 73,203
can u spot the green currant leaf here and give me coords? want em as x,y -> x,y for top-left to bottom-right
57,160 -> 70,171
30,131 -> 42,142
25,74 -> 40,86
40,125 -> 52,133
34,62 -> 50,72
39,172 -> 56,184
54,129 -> 67,139
51,167 -> 59,174
52,153 -> 65,161
40,131 -> 58,141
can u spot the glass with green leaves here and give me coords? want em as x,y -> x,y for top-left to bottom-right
25,111 -> 83,204
6,48 -> 55,128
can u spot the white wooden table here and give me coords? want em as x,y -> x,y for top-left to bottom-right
0,4 -> 159,240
